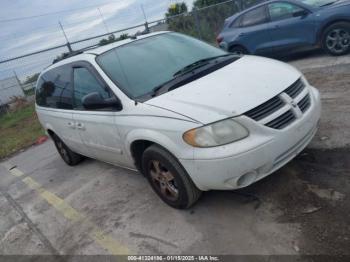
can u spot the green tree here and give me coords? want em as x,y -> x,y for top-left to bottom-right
164,0 -> 261,44
119,33 -> 129,40
193,0 -> 239,43
98,33 -> 129,46
24,73 -> 40,84
99,34 -> 116,46
166,2 -> 188,17
165,2 -> 196,37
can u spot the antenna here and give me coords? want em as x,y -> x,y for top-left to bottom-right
59,21 -> 73,52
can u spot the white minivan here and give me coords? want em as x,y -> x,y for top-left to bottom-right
36,32 -> 321,209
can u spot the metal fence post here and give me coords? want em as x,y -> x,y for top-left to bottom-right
13,70 -> 25,97
144,22 -> 150,33
193,8 -> 202,40
240,0 -> 245,11
232,0 -> 238,11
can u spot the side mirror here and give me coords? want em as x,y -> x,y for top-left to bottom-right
82,92 -> 122,111
293,10 -> 309,18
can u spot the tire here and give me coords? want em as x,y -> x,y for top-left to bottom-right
52,134 -> 83,166
142,145 -> 202,209
229,45 -> 248,55
322,22 -> 350,56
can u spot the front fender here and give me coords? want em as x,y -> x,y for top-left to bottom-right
316,16 -> 350,43
125,128 -> 195,160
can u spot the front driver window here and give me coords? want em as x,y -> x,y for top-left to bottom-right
268,3 -> 304,21
73,67 -> 111,110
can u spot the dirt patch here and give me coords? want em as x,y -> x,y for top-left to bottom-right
302,64 -> 350,149
240,149 -> 350,257
243,63 -> 350,257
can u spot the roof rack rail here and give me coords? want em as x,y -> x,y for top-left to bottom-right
52,44 -> 100,64
52,51 -> 83,64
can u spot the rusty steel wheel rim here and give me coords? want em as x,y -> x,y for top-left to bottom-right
149,160 -> 179,201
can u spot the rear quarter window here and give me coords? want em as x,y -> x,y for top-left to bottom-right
230,16 -> 242,28
241,6 -> 268,27
36,65 -> 73,110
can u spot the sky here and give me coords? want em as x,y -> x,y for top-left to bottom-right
0,0 -> 194,80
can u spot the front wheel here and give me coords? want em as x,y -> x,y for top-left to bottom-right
142,145 -> 202,209
322,22 -> 350,56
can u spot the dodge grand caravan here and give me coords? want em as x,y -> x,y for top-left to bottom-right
35,32 -> 321,209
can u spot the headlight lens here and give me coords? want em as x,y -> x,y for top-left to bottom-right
183,118 -> 249,148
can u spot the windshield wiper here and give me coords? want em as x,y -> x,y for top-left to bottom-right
173,54 -> 235,78
320,0 -> 339,6
150,78 -> 178,97
148,54 -> 237,98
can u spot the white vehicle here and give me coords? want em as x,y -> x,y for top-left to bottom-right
35,32 -> 321,209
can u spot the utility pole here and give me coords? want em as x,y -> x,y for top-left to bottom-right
140,4 -> 149,33
59,21 -> 73,53
98,7 -> 110,34
140,4 -> 147,22
13,70 -> 25,97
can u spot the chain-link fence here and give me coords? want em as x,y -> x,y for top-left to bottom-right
0,0 -> 262,105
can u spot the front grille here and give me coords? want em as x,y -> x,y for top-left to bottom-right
298,94 -> 311,113
266,110 -> 296,130
244,78 -> 311,130
284,79 -> 305,98
244,96 -> 284,121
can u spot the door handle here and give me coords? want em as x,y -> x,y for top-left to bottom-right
274,25 -> 280,29
76,123 -> 85,130
239,33 -> 246,37
67,122 -> 76,129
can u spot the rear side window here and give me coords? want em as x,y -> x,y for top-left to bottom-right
230,16 -> 242,28
36,66 -> 73,109
241,6 -> 268,27
73,67 -> 112,109
268,3 -> 304,21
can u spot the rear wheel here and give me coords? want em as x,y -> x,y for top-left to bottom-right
52,134 -> 83,166
142,145 -> 202,209
322,22 -> 350,56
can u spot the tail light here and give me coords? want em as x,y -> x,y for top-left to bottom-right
216,36 -> 223,45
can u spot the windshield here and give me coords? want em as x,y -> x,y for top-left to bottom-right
298,0 -> 338,7
96,33 -> 227,99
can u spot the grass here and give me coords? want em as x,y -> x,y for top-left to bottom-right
0,104 -> 45,159
24,88 -> 35,96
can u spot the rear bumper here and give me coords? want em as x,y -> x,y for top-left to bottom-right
180,86 -> 321,191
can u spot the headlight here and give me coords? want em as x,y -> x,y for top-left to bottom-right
183,118 -> 249,148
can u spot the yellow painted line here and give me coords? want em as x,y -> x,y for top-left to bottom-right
1,163 -> 24,177
10,168 -> 25,177
22,177 -> 85,222
3,165 -> 130,255
90,226 -> 130,255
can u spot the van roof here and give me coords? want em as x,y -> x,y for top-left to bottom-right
84,31 -> 169,55
45,31 -> 169,72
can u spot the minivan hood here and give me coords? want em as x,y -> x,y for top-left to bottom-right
145,55 -> 301,124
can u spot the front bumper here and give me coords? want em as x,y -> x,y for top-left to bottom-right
180,86 -> 321,191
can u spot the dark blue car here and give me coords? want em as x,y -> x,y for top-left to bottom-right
217,0 -> 350,56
